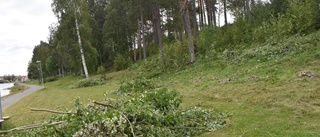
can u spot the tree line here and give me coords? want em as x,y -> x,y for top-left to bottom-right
28,0 -> 320,80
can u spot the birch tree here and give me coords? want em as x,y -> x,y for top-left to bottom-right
52,0 -> 98,79
74,5 -> 89,79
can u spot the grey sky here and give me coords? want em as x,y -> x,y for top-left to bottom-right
0,0 -> 56,76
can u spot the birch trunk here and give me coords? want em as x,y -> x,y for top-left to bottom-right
74,8 -> 89,79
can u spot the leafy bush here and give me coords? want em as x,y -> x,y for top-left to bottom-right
137,55 -> 164,78
163,41 -> 189,68
116,77 -> 157,94
67,78 -> 106,89
113,53 -> 131,71
45,76 -> 59,82
96,65 -> 106,74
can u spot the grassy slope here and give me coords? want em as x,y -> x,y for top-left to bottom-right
155,32 -> 320,136
3,31 -> 320,136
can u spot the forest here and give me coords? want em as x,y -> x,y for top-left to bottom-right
27,0 -> 320,80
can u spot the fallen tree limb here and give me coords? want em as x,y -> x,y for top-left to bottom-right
121,113 -> 136,137
0,121 -> 66,135
30,108 -> 74,114
92,101 -> 116,108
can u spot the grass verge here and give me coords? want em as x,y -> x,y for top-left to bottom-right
5,83 -> 30,97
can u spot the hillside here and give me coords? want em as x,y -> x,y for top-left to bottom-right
3,30 -> 320,136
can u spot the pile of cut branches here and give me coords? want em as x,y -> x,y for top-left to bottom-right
4,78 -> 227,136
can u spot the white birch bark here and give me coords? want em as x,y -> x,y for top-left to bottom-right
74,7 -> 89,79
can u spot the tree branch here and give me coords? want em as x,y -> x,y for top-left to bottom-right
0,121 -> 66,135
121,113 -> 136,137
30,108 -> 74,114
92,101 -> 116,108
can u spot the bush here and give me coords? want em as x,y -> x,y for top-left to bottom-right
113,54 -> 131,71
96,66 -> 106,74
163,41 -> 189,68
45,76 -> 59,82
116,77 -> 157,94
67,78 -> 106,89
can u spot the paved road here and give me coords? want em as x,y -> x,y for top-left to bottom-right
1,84 -> 42,110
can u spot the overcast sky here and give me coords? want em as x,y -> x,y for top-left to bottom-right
0,0 -> 56,76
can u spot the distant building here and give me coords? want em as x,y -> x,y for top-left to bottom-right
15,75 -> 29,82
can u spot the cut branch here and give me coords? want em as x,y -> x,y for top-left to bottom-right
30,108 -> 74,114
92,101 -> 116,108
0,121 -> 66,135
121,113 -> 136,137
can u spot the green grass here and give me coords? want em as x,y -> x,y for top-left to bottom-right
3,71 -> 136,127
3,31 -> 320,136
5,83 -> 29,97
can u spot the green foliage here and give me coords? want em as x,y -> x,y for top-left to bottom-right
198,0 -> 320,54
27,41 -> 51,79
45,55 -> 59,76
163,41 -> 189,68
229,31 -> 320,64
285,0 -> 320,34
8,83 -> 29,95
143,88 -> 182,112
117,77 -> 157,94
113,53 -> 132,71
197,27 -> 217,55
8,78 -> 226,136
96,65 -> 106,74
45,76 -> 60,82
67,78 -> 106,89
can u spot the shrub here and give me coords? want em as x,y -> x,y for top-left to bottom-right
45,76 -> 59,82
113,54 -> 131,71
96,66 -> 106,74
116,77 -> 157,94
163,41 -> 189,68
67,78 -> 106,89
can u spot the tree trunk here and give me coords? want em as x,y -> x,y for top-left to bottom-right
74,8 -> 89,79
191,0 -> 198,37
141,9 -> 147,61
202,0 -> 207,26
133,39 -> 137,62
205,0 -> 212,26
198,0 -> 204,29
153,4 -> 164,65
223,0 -> 228,25
182,1 -> 195,63
213,0 -> 217,27
245,0 -> 251,21
137,18 -> 142,60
